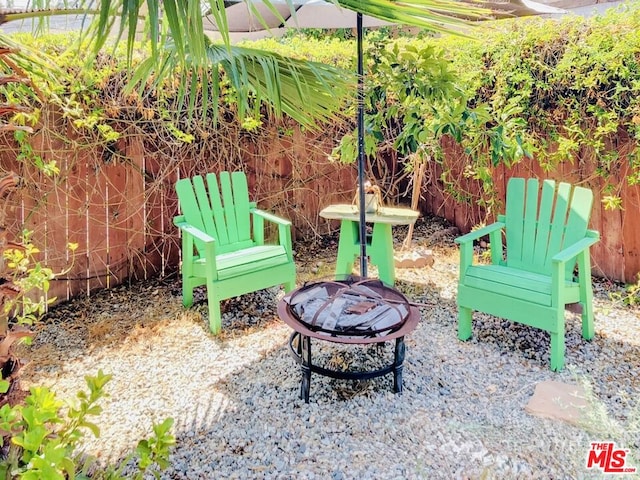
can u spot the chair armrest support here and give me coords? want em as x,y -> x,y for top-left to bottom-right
550,232 -> 599,306
174,219 -> 218,276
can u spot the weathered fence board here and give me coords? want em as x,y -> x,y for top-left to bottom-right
622,178 -> 640,281
1,122 -> 359,303
66,152 -> 89,298
2,121 -> 640,309
419,140 -> 640,283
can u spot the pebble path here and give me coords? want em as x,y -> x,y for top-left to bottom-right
21,217 -> 640,479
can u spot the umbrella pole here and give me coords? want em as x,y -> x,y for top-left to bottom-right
356,12 -> 367,279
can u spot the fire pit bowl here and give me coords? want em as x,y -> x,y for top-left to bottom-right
278,277 -> 420,402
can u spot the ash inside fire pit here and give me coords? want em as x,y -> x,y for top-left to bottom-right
286,278 -> 410,337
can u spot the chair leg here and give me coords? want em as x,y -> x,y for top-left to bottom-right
207,284 -> 222,335
458,306 -> 473,340
182,277 -> 194,308
283,278 -> 296,293
581,300 -> 595,340
549,316 -> 566,371
578,254 -> 595,340
580,281 -> 595,340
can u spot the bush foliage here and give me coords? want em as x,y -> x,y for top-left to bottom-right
5,5 -> 640,210
254,6 -> 640,208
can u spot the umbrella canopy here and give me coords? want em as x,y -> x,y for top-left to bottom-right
202,0 -> 395,41
459,0 -> 569,18
284,0 -> 394,28
203,1 -> 292,32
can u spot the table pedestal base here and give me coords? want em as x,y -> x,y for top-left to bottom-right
288,332 -> 407,403
336,220 -> 396,285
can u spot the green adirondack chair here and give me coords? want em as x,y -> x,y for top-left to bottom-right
455,178 -> 600,371
174,171 -> 296,334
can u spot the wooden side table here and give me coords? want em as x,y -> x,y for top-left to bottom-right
319,204 -> 419,286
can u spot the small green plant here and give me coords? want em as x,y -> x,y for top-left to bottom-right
1,231 -> 77,360
609,274 -> 640,307
1,230 -> 70,331
0,370 -> 175,479
14,131 -> 59,178
0,230 -> 77,397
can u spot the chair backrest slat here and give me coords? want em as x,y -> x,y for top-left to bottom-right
231,171 -> 252,242
521,178 -> 540,265
505,178 -> 526,269
546,182 -> 571,267
219,172 -> 239,244
564,186 -> 593,247
176,177 -> 207,253
505,178 -> 593,275
193,175 -> 219,241
553,184 -> 593,276
176,172 -> 256,254
206,173 -> 229,245
531,180 -> 556,266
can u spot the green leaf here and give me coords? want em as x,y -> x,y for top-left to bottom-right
81,420 -> 101,438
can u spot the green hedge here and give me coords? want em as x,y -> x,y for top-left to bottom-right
250,5 -> 640,201
7,5 -> 640,198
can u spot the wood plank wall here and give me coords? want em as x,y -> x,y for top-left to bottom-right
1,124 -> 358,304
419,138 -> 640,283
2,122 -> 640,308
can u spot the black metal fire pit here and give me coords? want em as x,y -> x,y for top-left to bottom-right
277,277 -> 420,403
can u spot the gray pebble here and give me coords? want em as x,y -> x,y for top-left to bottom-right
20,220 -> 640,480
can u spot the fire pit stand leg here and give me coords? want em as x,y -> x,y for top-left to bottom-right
286,330 -> 413,402
300,334 -> 312,403
393,336 -> 406,393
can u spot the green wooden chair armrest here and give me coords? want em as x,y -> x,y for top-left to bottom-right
173,214 -> 186,227
551,233 -> 600,264
175,220 -> 218,273
173,214 -> 216,242
455,222 -> 505,245
251,209 -> 293,256
251,209 -> 292,226
456,222 -> 505,271
175,221 -> 217,244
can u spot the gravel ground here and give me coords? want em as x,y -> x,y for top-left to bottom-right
20,215 -> 640,479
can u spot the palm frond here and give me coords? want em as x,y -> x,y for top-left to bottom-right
0,0 -> 498,127
0,33 -> 59,91
361,0 -> 490,18
337,0 -> 491,32
131,39 -> 355,129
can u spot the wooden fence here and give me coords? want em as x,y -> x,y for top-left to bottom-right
420,137 -> 640,283
1,120 -> 358,304
2,122 -> 639,308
